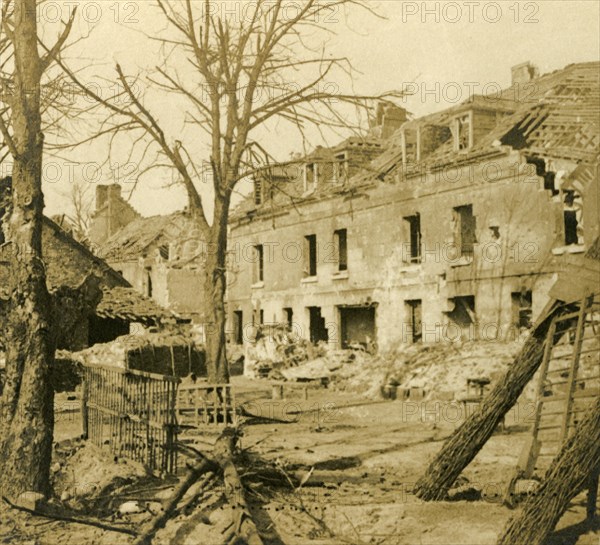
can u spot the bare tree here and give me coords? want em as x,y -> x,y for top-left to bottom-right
0,0 -> 74,499
55,179 -> 93,245
55,0 -> 402,382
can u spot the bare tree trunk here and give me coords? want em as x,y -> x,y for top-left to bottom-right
203,195 -> 230,384
0,0 -> 55,499
496,397 -> 600,545
212,429 -> 264,545
414,305 -> 561,501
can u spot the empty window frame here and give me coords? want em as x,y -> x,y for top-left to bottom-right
304,234 -> 317,277
334,229 -> 348,271
283,307 -> 293,329
512,291 -> 532,329
233,310 -> 243,344
448,296 -> 476,328
453,113 -> 472,151
308,306 -> 328,344
403,214 -> 421,263
304,163 -> 318,192
333,153 -> 348,184
339,306 -> 376,351
146,268 -> 153,297
453,205 -> 477,257
563,190 -> 582,246
253,244 -> 264,283
405,300 -> 422,343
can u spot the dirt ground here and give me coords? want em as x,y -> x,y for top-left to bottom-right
0,380 -> 598,545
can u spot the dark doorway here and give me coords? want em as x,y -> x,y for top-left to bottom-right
308,306 -> 328,344
405,299 -> 422,343
339,306 -> 376,351
233,310 -> 243,344
88,315 -> 129,347
283,307 -> 293,329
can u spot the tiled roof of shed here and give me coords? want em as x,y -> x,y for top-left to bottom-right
95,286 -> 176,325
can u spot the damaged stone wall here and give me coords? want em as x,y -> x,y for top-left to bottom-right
165,268 -> 205,320
228,150 -> 572,352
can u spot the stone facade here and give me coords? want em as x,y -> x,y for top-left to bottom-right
227,62 -> 599,352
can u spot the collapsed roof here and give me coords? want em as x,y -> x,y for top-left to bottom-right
233,61 -> 599,219
100,212 -> 190,261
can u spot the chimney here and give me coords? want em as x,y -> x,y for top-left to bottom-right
96,185 -> 108,211
107,184 -> 122,201
95,184 -> 122,212
511,62 -> 539,86
380,104 -> 408,140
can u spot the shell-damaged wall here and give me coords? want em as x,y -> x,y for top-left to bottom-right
227,151 -> 567,351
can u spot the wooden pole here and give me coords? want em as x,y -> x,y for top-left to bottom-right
414,303 -> 560,500
133,457 -> 215,545
496,397 -> 600,545
81,370 -> 89,440
211,428 -> 265,545
586,467 -> 599,522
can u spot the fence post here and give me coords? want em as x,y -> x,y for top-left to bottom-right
81,372 -> 89,440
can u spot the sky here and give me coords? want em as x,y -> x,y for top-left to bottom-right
19,0 -> 600,219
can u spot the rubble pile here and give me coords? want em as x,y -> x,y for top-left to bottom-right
266,339 -> 524,400
59,328 -> 206,378
53,441 -> 147,509
243,324 -> 323,378
343,341 -> 522,399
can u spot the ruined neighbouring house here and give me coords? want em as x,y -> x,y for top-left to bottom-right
0,176 -> 175,352
227,61 -> 599,352
90,184 -> 207,323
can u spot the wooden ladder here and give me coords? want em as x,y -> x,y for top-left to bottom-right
505,293 -> 600,519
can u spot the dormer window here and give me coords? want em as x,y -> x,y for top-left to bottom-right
563,190 -> 583,246
333,153 -> 348,184
452,112 -> 473,151
304,163 -> 318,192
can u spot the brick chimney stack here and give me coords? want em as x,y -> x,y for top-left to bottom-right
95,184 -> 122,212
511,62 -> 539,86
371,102 -> 408,140
90,183 -> 140,247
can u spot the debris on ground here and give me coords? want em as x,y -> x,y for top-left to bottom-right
243,324 -> 323,378
246,334 -> 525,400
57,329 -> 205,377
53,442 -> 148,510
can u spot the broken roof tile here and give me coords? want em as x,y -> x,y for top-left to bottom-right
95,286 -> 176,326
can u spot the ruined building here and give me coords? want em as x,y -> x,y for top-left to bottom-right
0,177 -> 172,350
90,184 -> 206,323
227,61 -> 599,351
